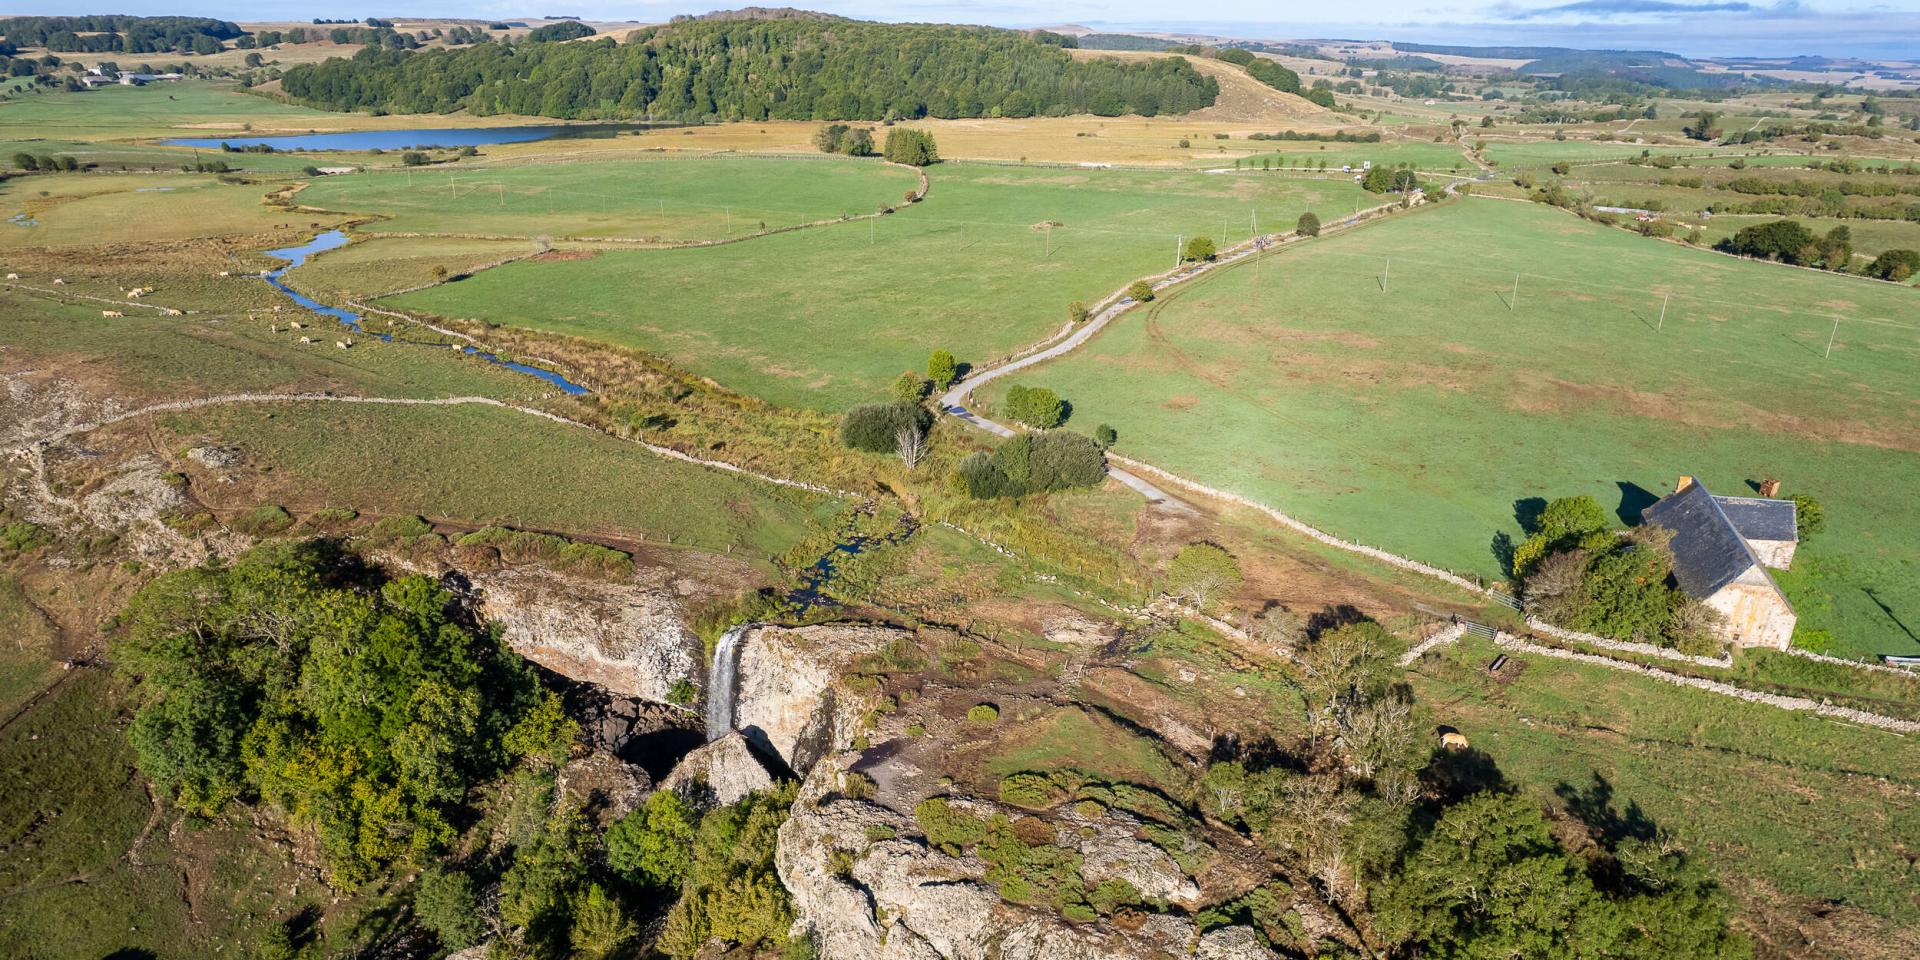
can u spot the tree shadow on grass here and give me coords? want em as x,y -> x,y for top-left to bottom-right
1513,497 -> 1548,536
1555,771 -> 1658,847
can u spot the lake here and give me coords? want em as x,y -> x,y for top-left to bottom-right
161,123 -> 658,152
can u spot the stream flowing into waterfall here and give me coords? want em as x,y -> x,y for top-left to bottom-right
705,624 -> 751,742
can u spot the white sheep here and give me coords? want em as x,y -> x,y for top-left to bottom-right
162,309 -> 182,316
101,310 -> 122,318
217,271 -> 230,277
288,320 -> 303,329
51,278 -> 63,285
336,340 -> 350,350
298,336 -> 313,344
5,273 -> 17,280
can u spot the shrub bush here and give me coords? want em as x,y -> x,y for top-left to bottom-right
999,772 -> 1068,809
840,401 -> 932,453
1003,384 -> 1065,428
232,504 -> 294,537
1296,211 -> 1320,237
967,703 -> 1000,723
1126,280 -> 1154,302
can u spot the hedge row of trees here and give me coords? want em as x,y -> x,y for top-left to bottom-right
1714,219 -> 1858,271
278,17 -> 1221,121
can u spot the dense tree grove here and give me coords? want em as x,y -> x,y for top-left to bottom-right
0,15 -> 240,53
524,20 -> 596,43
278,17 -> 1220,121
115,541 -> 572,885
840,401 -> 932,453
882,128 -> 939,166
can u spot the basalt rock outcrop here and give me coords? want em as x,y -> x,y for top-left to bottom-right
729,623 -> 907,775
660,731 -> 781,805
777,753 -> 1279,960
472,566 -> 702,705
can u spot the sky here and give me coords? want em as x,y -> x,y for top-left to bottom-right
9,1 -> 1920,59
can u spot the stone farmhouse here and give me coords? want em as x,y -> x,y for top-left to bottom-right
1642,477 -> 1798,649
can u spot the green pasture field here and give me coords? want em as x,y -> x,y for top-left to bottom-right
1,137 -> 343,173
0,79 -> 526,141
296,155 -> 922,240
282,235 -> 535,302
0,669 -> 344,960
1223,138 -> 1470,172
385,161 -> 1375,410
1408,635 -> 1920,936
0,287 -> 534,403
0,173 -> 349,249
0,80 -> 349,141
1480,139 -> 1763,169
152,401 -> 831,559
989,198 -> 1920,658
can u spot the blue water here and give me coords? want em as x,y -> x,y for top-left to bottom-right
259,230 -> 589,395
162,124 -> 644,152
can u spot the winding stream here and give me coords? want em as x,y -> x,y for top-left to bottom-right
259,231 -> 589,395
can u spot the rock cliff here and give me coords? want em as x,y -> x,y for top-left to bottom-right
473,566 -> 702,705
777,753 -> 1279,960
731,623 -> 906,775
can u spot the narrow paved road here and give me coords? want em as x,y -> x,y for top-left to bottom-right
939,194 -> 1405,512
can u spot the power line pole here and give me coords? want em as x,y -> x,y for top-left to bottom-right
1825,316 -> 1840,358
1383,256 -> 1390,290
1510,273 -> 1519,312
1657,292 -> 1668,330
1174,234 -> 1182,270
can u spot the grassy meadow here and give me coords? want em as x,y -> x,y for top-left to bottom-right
986,198 -> 1920,658
386,161 -> 1374,410
296,155 -> 921,240
0,80 -> 533,141
1408,635 -> 1920,940
1226,139 -> 1472,173
0,173 -> 348,249
150,401 -> 831,559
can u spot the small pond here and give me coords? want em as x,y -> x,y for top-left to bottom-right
260,230 -> 589,395
162,123 -> 661,152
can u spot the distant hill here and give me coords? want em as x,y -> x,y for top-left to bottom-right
278,15 -> 1219,121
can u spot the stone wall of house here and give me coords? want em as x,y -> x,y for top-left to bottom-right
1706,581 -> 1796,649
1746,537 -> 1797,569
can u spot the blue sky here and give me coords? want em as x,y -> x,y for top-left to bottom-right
11,1 -> 1920,58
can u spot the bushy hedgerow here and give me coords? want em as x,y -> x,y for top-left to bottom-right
957,431 -> 1105,499
839,401 -> 932,453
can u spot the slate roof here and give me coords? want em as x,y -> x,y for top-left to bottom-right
1642,481 -> 1765,599
1713,495 -> 1798,543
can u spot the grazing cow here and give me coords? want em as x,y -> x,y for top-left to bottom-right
1440,731 -> 1470,751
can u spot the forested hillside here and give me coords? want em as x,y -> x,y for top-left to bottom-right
277,16 -> 1220,120
0,15 -> 242,53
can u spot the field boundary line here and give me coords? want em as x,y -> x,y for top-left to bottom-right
6,282 -> 183,315
1487,629 -> 1920,735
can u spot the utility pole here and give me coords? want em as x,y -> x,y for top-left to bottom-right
1825,316 -> 1840,358
498,184 -> 504,207
1511,273 -> 1519,312
726,207 -> 731,234
1383,256 -> 1390,290
1175,234 -> 1182,270
1657,292 -> 1668,330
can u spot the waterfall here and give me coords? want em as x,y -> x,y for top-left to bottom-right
706,625 -> 751,742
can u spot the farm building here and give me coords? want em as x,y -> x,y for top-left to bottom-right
1642,477 -> 1798,649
